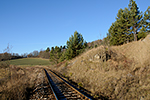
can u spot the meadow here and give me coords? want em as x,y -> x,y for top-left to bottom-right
10,58 -> 50,65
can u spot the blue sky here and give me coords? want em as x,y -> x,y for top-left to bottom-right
0,0 -> 150,55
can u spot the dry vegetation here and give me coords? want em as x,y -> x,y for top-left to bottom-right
51,34 -> 150,99
0,65 -> 44,100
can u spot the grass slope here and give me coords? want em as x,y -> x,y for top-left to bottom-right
51,34 -> 150,99
10,58 -> 50,65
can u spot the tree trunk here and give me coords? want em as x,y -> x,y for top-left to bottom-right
134,31 -> 137,41
127,37 -> 129,43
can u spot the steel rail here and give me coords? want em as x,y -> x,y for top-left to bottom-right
46,69 -> 93,100
44,69 -> 67,100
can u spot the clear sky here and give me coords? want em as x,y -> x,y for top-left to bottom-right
0,0 -> 150,55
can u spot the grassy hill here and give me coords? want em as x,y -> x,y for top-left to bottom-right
10,58 -> 50,65
51,34 -> 150,99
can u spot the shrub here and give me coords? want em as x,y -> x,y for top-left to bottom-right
95,45 -> 97,48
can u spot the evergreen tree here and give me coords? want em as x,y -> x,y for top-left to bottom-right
118,8 -> 132,43
83,41 -> 87,48
46,47 -> 50,52
138,26 -> 147,40
51,47 -> 54,51
59,51 -> 66,62
60,46 -> 62,52
49,46 -> 62,64
143,6 -> 150,32
108,22 -> 120,45
108,8 -> 133,45
128,0 -> 143,41
66,31 -> 87,60
108,0 -> 144,45
63,45 -> 66,50
49,47 -> 54,62
108,22 -> 128,45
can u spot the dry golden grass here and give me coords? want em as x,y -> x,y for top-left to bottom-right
0,65 -> 44,100
50,34 -> 150,99
114,34 -> 150,65
0,68 -> 9,79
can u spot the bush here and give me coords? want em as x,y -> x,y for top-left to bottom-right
95,45 -> 97,48
0,61 -> 10,68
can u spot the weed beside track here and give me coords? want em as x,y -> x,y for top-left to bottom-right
0,65 -> 44,100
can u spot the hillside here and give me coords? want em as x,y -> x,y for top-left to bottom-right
116,34 -> 150,65
51,34 -> 150,99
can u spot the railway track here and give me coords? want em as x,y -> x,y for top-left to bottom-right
44,69 -> 93,100
29,69 -> 56,100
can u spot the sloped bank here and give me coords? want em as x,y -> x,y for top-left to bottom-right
51,35 -> 150,99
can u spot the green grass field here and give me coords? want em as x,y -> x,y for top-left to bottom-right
10,58 -> 51,65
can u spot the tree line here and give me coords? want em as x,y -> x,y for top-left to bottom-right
106,0 -> 150,45
40,31 -> 87,64
0,31 -> 88,63
0,53 -> 23,61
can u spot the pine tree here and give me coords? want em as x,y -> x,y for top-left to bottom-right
128,0 -> 143,41
108,22 -> 120,45
108,0 -> 144,45
49,47 -> 54,63
63,45 -> 66,50
108,7 -> 133,45
116,8 -> 131,43
46,47 -> 50,52
60,46 -> 62,52
50,46 -> 62,64
138,26 -> 147,39
143,6 -> 150,32
66,31 -> 86,60
109,21 -> 128,45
